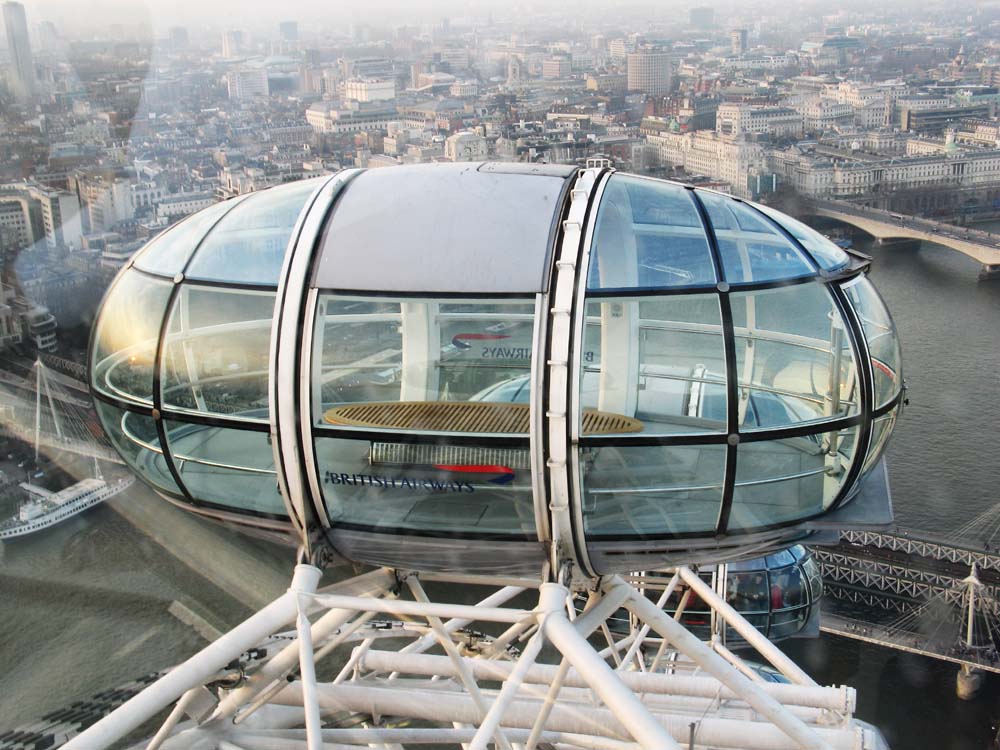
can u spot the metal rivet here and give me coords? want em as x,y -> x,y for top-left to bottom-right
727,433 -> 740,446
173,273 -> 184,284
151,408 -> 161,420
717,282 -> 730,293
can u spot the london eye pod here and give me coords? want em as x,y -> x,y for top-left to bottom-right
88,163 -> 903,577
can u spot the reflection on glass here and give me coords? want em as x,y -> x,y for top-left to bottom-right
727,426 -> 858,531
314,436 -> 536,536
92,271 -> 173,405
863,408 -> 898,475
845,277 -> 902,408
581,295 -> 727,435
131,199 -> 236,276
587,175 -> 716,290
313,295 -> 536,435
581,444 -> 726,536
655,545 -> 821,641
731,284 -> 859,429
161,285 -> 275,421
165,421 -> 286,516
315,298 -> 403,410
697,192 -> 814,283
185,178 -> 320,284
754,204 -> 850,272
94,401 -> 180,494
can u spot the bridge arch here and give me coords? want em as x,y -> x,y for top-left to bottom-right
805,201 -> 1000,278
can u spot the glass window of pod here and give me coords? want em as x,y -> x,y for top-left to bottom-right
577,178 -> 867,540
310,293 -> 540,539
91,180 -> 321,520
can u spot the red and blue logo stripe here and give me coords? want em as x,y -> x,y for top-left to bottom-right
433,464 -> 516,485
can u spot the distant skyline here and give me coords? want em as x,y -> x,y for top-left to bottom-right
11,0 -> 977,39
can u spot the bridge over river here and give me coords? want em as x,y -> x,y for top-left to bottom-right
809,199 -> 1000,278
814,526 -> 1000,696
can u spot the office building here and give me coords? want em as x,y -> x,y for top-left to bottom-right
227,68 -> 269,99
627,49 -> 672,97
731,28 -> 749,55
3,1 -> 35,100
221,29 -> 243,59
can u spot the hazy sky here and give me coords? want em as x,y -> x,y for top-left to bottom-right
19,0 -> 547,32
13,0 -> 774,37
13,0 -> 973,41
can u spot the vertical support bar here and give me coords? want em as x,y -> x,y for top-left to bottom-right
524,658 -> 570,750
405,577 -> 513,750
467,630 -> 546,750
677,566 -> 816,686
617,571 -> 680,672
34,358 -> 40,460
295,595 -> 322,750
540,584 -> 681,750
614,575 -> 833,750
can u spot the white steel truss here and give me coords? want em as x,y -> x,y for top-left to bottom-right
840,529 -> 1000,572
61,564 -> 886,750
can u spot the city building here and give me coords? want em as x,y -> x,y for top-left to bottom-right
449,80 -> 478,98
305,102 -> 398,134
3,1 -> 35,100
769,143 -> 1000,201
444,131 -> 488,161
720,54 -> 795,72
0,182 -> 83,251
627,48 -> 672,97
585,73 -> 627,94
730,29 -> 749,56
542,57 -> 572,79
343,77 -> 395,103
716,104 -> 803,139
795,98 -> 854,133
227,68 -> 269,99
71,174 -> 134,233
901,104 -> 992,134
646,129 -> 767,198
279,20 -> 298,41
609,37 -> 636,64
155,192 -> 216,221
221,29 -> 243,59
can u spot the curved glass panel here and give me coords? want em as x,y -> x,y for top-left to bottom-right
161,285 -> 275,421
754,204 -> 850,272
727,425 -> 859,531
164,421 -> 286,517
731,284 -> 859,430
184,178 -> 319,285
581,443 -> 727,536
94,401 -> 181,495
91,270 -> 173,405
587,175 -> 716,291
697,192 -> 814,283
580,295 -> 727,435
314,436 -> 536,537
131,199 -> 235,276
863,406 -> 899,475
653,545 -> 819,641
313,294 -> 536,435
845,276 -> 902,408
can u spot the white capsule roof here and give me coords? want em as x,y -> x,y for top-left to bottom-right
90,164 -> 901,576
